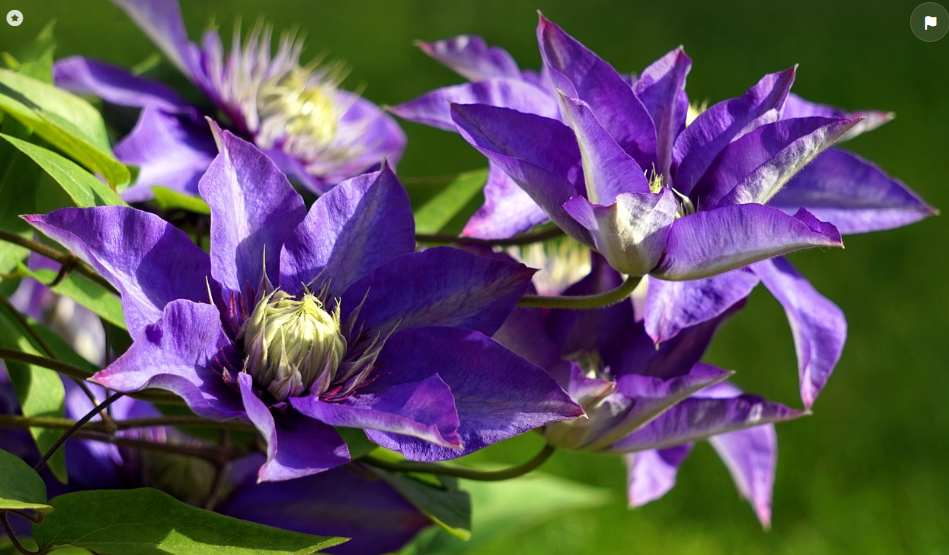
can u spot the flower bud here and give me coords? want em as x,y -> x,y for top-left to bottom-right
241,291 -> 347,401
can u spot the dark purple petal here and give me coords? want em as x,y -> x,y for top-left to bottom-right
53,56 -> 189,111
537,16 -> 657,164
633,47 -> 692,177
222,459 -> 430,555
238,374 -> 350,482
290,375 -> 462,448
93,300 -> 244,419
25,207 -> 212,339
450,103 -> 590,243
199,127 -> 307,294
111,0 -> 197,76
783,93 -> 893,141
644,270 -> 759,344
462,165 -> 549,239
280,165 -> 414,298
672,68 -> 796,193
115,106 -> 217,202
624,445 -> 693,507
770,148 -> 936,234
752,257 -> 846,408
652,205 -> 842,281
391,79 -> 557,131
417,35 -> 522,81
365,327 -> 583,461
341,246 -> 535,337
492,308 -> 562,370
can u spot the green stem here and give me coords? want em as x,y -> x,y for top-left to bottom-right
517,275 -> 642,309
0,512 -> 38,555
362,444 -> 556,482
416,227 -> 564,247
0,414 -> 253,433
0,229 -> 117,294
34,392 -> 123,472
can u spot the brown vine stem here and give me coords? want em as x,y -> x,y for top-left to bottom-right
0,229 -> 117,294
34,392 -> 124,472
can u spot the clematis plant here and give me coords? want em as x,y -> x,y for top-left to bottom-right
54,0 -> 405,200
25,124 -> 582,482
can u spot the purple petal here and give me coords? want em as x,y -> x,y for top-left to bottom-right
93,300 -> 244,419
199,127 -> 307,294
238,373 -> 350,482
783,93 -> 893,142
417,35 -> 522,81
462,165 -> 549,239
652,205 -> 842,281
537,16 -> 657,164
115,106 -> 217,202
450,103 -> 591,243
644,270 -> 759,344
391,79 -> 557,132
672,68 -> 796,193
341,246 -> 535,337
365,327 -> 583,461
752,257 -> 846,408
53,56 -> 189,111
633,47 -> 692,178
624,445 -> 693,507
770,148 -> 936,234
111,0 -> 197,76
709,427 -> 777,527
290,375 -> 462,448
25,207 -> 212,339
563,189 -> 676,276
280,165 -> 414,298
492,308 -> 562,370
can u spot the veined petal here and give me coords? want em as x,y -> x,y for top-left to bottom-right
111,0 -> 197,76
365,327 -> 583,461
390,79 -> 557,131
624,445 -> 693,507
770,148 -> 936,234
462,165 -> 550,239
537,16 -> 657,164
25,207 -> 212,339
783,93 -> 893,142
563,190 -> 676,276
238,373 -> 350,482
280,165 -> 414,298
672,68 -> 796,193
340,247 -> 534,337
652,206 -> 842,281
199,126 -> 307,294
752,257 -> 846,408
53,56 -> 190,111
92,300 -> 244,419
633,47 -> 692,178
417,35 -> 523,81
290,375 -> 462,448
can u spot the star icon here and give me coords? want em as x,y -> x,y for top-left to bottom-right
6,10 -> 23,27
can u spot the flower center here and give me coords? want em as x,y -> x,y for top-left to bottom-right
257,66 -> 342,153
239,291 -> 347,401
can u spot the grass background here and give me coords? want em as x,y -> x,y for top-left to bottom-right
1,0 -> 947,553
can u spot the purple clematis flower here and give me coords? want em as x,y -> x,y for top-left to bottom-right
493,258 -> 803,526
24,125 -> 582,482
54,0 -> 405,199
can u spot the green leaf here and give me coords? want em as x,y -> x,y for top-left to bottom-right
2,21 -> 57,83
152,186 -> 211,215
370,467 -> 472,541
19,265 -> 125,330
1,135 -> 126,207
0,68 -> 129,187
0,447 -> 50,513
412,169 -> 487,234
34,488 -> 348,555
0,119 -> 42,277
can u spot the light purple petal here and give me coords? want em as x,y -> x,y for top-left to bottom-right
92,300 -> 244,419
290,375 -> 462,448
417,35 -> 522,81
770,148 -> 936,234
782,93 -> 893,142
391,79 -> 557,131
624,445 -> 693,507
25,207 -> 212,339
652,206 -> 842,281
53,56 -> 189,111
238,373 -> 350,482
280,165 -> 414,298
115,106 -> 217,202
341,246 -> 534,337
644,270 -> 759,344
537,16 -> 657,164
110,0 -> 197,76
709,427 -> 777,527
365,327 -> 583,461
672,68 -> 796,193
462,165 -> 549,239
199,127 -> 307,294
752,256 -> 846,408
633,47 -> 692,178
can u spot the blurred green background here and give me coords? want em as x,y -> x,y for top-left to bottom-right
1,0 -> 947,553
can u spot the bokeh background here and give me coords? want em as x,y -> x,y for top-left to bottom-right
0,1 -> 947,553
